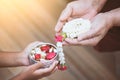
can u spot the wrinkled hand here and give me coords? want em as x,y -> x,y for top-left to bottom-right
11,61 -> 58,80
64,13 -> 113,46
55,0 -> 101,32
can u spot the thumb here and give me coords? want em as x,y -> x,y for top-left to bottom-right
59,6 -> 72,21
78,29 -> 98,41
78,18 -> 99,41
55,6 -> 72,32
29,62 -> 44,71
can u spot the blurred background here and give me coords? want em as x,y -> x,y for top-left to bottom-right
0,0 -> 120,80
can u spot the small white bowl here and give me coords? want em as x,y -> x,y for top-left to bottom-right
29,42 -> 58,68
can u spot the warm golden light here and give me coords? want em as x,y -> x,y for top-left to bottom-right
0,0 -> 117,80
0,0 -> 65,50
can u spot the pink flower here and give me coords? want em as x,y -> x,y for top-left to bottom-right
55,35 -> 63,42
34,54 -> 41,61
55,33 -> 67,42
45,52 -> 56,60
40,45 -> 50,53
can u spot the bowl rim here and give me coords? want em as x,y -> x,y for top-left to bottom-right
29,42 -> 58,63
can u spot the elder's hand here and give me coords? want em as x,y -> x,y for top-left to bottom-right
55,0 -> 106,32
64,13 -> 113,46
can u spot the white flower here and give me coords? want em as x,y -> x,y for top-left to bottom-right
31,50 -> 36,55
56,42 -> 66,65
59,57 -> 65,61
56,42 -> 62,47
53,49 -> 57,53
40,52 -> 46,57
35,48 -> 41,53
59,52 -> 64,57
60,60 -> 65,64
62,18 -> 91,39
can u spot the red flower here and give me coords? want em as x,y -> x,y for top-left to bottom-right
45,52 -> 56,60
35,54 -> 41,61
55,35 -> 63,42
40,45 -> 50,52
55,33 -> 67,42
58,64 -> 67,71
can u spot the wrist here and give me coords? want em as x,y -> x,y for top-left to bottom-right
17,51 -> 30,66
107,8 -> 120,27
92,0 -> 107,12
10,73 -> 24,80
77,0 -> 107,14
103,12 -> 114,29
104,8 -> 120,28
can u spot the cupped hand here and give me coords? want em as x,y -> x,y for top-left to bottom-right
18,41 -> 43,66
64,13 -> 113,46
11,60 -> 58,80
55,0 -> 101,33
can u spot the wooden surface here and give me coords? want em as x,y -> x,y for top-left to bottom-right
0,0 -> 119,80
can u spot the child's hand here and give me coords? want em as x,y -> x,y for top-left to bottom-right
11,60 -> 58,80
18,41 -> 43,66
0,41 -> 43,67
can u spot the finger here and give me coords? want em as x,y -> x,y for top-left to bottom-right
55,6 -> 72,32
42,61 -> 58,73
67,17 -> 73,22
35,61 -> 58,74
77,28 -> 98,41
28,62 -> 44,71
65,38 -> 79,45
51,67 -> 58,74
62,41 -> 70,46
59,5 -> 72,21
55,21 -> 65,33
78,36 -> 102,46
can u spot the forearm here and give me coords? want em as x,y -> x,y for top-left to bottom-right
106,8 -> 120,27
92,0 -> 107,12
0,51 -> 27,67
10,74 -> 23,80
78,0 -> 107,12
